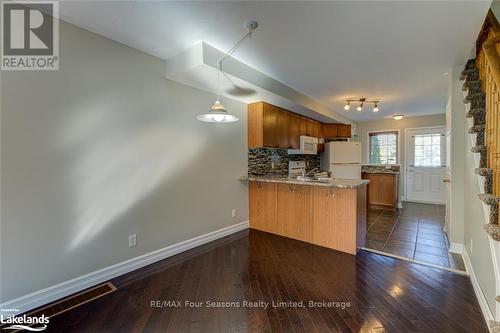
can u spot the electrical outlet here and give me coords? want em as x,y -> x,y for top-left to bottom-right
231,209 -> 237,218
129,234 -> 137,248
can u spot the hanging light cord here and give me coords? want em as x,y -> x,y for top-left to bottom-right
215,28 -> 254,101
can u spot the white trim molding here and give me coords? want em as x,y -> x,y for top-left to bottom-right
0,221 -> 249,315
449,242 -> 464,254
463,249 -> 495,329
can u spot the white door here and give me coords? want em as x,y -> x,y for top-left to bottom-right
406,127 -> 446,204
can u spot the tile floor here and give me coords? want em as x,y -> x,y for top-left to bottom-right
364,202 -> 466,271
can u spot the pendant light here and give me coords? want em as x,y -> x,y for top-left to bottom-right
197,21 -> 259,123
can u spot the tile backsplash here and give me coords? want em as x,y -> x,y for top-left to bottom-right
361,164 -> 401,173
248,148 -> 320,176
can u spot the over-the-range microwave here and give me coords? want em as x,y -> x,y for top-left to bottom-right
287,136 -> 318,155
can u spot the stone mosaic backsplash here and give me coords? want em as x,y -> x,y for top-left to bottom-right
248,148 -> 320,176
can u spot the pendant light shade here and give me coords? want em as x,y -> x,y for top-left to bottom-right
197,20 -> 258,124
196,100 -> 239,123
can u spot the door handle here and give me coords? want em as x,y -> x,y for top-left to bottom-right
443,179 -> 451,183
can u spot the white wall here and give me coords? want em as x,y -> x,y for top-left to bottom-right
492,0 -> 500,19
355,114 -> 446,200
0,21 -> 248,302
447,67 -> 465,247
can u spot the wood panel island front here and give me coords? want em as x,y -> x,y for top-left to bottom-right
247,177 -> 369,255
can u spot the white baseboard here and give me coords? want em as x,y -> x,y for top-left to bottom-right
449,242 -> 464,254
0,221 -> 249,315
463,249 -> 495,328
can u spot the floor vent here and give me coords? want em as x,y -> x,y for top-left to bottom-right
1,282 -> 116,332
30,282 -> 117,319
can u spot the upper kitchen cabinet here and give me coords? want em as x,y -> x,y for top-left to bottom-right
248,102 -> 278,148
277,108 -> 290,148
322,124 -> 338,138
338,124 -> 352,138
248,102 -> 295,148
288,113 -> 300,149
321,124 -> 352,138
307,119 -> 321,138
248,101 -> 351,149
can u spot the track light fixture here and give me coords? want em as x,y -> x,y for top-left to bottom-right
356,102 -> 363,112
344,98 -> 380,113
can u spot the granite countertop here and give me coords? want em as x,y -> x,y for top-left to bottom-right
361,170 -> 400,175
240,175 -> 369,189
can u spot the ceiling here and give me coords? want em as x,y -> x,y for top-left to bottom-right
58,1 -> 491,122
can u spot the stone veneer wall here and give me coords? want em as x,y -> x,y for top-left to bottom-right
248,148 -> 320,176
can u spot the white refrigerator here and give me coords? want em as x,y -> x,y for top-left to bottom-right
320,142 -> 362,179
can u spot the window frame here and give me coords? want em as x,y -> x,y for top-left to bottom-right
367,130 -> 400,165
412,133 -> 444,168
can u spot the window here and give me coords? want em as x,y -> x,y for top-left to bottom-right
369,131 -> 398,164
414,133 -> 442,167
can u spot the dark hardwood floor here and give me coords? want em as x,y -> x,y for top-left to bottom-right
45,229 -> 487,332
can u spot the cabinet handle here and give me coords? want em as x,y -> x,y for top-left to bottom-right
288,184 -> 296,192
329,187 -> 335,197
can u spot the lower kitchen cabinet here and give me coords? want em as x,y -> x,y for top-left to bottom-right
361,172 -> 398,210
249,181 -> 278,234
249,180 -> 367,255
312,187 -> 366,254
277,183 -> 312,243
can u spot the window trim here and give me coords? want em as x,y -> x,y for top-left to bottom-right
366,129 -> 401,165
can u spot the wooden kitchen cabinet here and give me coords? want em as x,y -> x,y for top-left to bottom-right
288,113 -> 300,149
248,102 -> 278,148
248,101 -> 350,149
299,117 -> 308,137
307,119 -> 321,138
322,124 -> 338,138
312,187 -> 366,254
338,124 -> 352,138
249,180 -> 367,255
321,123 -> 351,138
277,183 -> 312,243
277,108 -> 290,148
249,181 -> 278,234
361,173 -> 398,210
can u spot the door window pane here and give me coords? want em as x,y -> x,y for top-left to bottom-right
414,134 -> 442,167
369,131 -> 398,164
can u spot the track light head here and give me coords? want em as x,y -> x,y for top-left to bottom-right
356,103 -> 363,111
344,102 -> 350,111
373,102 -> 379,112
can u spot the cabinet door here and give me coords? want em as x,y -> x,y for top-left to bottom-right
307,120 -> 320,138
299,117 -> 308,137
249,182 -> 278,234
262,104 -> 278,147
277,183 -> 312,242
338,124 -> 352,138
288,113 -> 300,149
365,174 -> 397,208
312,187 -> 357,254
277,108 -> 290,148
321,124 -> 338,138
